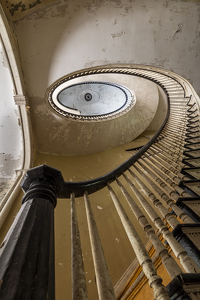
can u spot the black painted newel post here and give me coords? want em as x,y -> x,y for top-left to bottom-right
0,165 -> 65,300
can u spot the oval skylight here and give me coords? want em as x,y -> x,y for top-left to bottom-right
48,77 -> 136,121
57,82 -> 128,116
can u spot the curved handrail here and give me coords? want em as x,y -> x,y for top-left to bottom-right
57,79 -> 170,198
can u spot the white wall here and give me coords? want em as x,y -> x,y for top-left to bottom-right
0,40 -> 23,197
14,0 -> 200,97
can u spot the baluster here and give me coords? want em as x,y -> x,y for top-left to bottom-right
162,128 -> 186,138
128,167 -> 179,229
148,148 -> 183,173
156,141 -> 185,158
121,173 -> 200,273
146,150 -> 189,182
153,144 -> 185,167
150,145 -> 184,171
161,133 -> 185,143
137,160 -> 180,201
161,136 -> 185,147
159,139 -> 184,152
139,158 -> 191,198
169,108 -> 187,113
165,120 -> 187,127
160,127 -> 184,136
115,177 -> 183,279
154,143 -> 185,164
165,125 -> 186,131
166,120 -> 186,126
146,152 -> 182,184
169,103 -> 185,106
170,107 -> 186,112
159,133 -> 185,142
169,111 -> 186,116
107,183 -> 170,300
71,193 -> 88,300
166,118 -> 187,125
134,164 -> 194,224
168,114 -> 186,120
84,192 -> 116,300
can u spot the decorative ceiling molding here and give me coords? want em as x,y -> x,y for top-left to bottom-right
48,78 -> 136,121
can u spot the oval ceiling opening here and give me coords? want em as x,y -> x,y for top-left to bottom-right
57,82 -> 128,116
49,78 -> 136,121
45,70 -> 160,155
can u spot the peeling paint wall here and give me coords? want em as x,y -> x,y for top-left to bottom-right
0,2 -> 199,298
3,0 -> 198,156
11,0 -> 200,98
0,40 -> 23,201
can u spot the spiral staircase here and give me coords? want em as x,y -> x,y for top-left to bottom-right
0,63 -> 200,300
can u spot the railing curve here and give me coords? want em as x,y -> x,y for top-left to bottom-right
46,66 -> 176,198
2,65 -> 200,300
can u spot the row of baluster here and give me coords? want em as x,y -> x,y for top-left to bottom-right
70,69 -> 200,300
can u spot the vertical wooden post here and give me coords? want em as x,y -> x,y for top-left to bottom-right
0,165 -> 64,300
84,192 -> 116,300
71,193 -> 88,300
116,176 -> 183,279
107,183 -> 170,300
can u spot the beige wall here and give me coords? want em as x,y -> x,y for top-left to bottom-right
6,0 -> 200,97
0,134 -> 152,300
34,136 -> 153,299
30,74 -> 161,156
1,0 -> 199,298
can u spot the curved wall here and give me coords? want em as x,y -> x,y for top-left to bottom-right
0,40 -> 23,196
9,0 -> 200,99
36,73 -> 159,156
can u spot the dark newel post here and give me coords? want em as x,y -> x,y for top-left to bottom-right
0,165 -> 64,300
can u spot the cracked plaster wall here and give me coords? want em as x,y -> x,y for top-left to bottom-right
30,74 -> 160,155
0,40 -> 23,198
10,0 -> 200,98
3,0 -> 198,156
1,2 -> 199,298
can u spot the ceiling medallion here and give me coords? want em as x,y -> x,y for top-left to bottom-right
84,93 -> 92,101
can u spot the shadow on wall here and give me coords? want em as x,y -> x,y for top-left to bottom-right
12,0 -> 200,97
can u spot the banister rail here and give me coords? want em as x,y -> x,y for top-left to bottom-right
57,97 -> 170,198
1,65 -> 200,300
24,70 -> 172,199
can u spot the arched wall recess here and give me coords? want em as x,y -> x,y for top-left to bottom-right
0,4 -> 32,229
